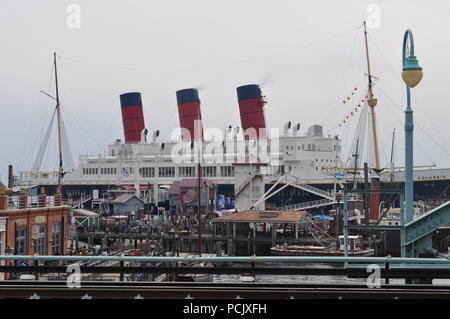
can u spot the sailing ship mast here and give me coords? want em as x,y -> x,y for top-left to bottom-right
54,52 -> 64,188
363,21 -> 381,171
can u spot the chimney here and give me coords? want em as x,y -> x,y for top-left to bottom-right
8,165 -> 13,189
236,84 -> 266,139
120,92 -> 146,143
176,88 -> 203,142
54,187 -> 63,206
0,189 -> 7,210
19,189 -> 28,209
38,187 -> 47,208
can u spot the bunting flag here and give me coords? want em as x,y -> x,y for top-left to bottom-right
337,87 -> 366,128
341,87 -> 359,105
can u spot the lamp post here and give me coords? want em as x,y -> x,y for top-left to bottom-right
402,29 -> 423,224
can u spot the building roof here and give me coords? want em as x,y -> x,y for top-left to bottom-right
112,194 -> 144,204
73,209 -> 100,218
169,178 -> 214,195
119,185 -> 152,191
212,210 -> 307,223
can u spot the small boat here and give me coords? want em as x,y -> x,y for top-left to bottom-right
19,274 -> 36,280
239,273 -> 255,282
176,261 -> 214,282
271,235 -> 375,257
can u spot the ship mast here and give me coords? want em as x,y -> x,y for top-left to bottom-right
363,21 -> 381,171
389,129 -> 396,182
54,52 -> 64,188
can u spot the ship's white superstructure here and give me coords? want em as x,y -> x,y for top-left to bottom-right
16,124 -> 342,187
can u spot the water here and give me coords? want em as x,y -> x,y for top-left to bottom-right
213,258 -> 450,286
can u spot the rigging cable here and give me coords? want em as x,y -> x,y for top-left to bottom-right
376,84 -> 450,158
368,33 -> 450,152
33,108 -> 57,170
319,30 -> 364,127
58,27 -> 358,72
375,86 -> 435,166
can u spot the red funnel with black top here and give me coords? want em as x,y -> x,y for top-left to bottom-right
236,84 -> 266,139
120,92 -> 145,143
176,88 -> 203,142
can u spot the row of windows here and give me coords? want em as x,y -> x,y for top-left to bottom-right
315,159 -> 338,163
220,166 -> 235,177
83,168 -> 98,175
179,166 -> 196,177
15,222 -> 62,256
140,167 -> 155,178
83,166 -> 236,178
100,167 -> 117,175
284,144 -> 341,152
202,166 -> 217,177
284,144 -> 316,151
159,167 -> 175,178
417,176 -> 447,180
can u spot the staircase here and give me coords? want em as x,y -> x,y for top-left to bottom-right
289,183 -> 335,201
403,200 -> 450,257
277,198 -> 335,211
234,169 -> 261,198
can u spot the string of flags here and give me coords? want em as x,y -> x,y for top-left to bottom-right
338,87 -> 368,128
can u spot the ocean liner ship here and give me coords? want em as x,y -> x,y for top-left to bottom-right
12,24 -> 450,216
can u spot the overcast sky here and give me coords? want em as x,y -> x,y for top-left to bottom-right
1,0 -> 450,183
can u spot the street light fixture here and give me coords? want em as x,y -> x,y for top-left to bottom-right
402,55 -> 423,88
402,29 -> 423,226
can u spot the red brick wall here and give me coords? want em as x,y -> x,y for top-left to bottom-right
0,206 -> 69,256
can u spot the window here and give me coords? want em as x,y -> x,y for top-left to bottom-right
140,167 -> 155,178
220,166 -> 234,177
15,227 -> 27,255
202,166 -> 217,177
33,224 -> 47,255
158,167 -> 175,178
52,222 -> 62,255
179,167 -> 196,177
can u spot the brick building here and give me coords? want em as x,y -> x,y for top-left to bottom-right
0,188 -> 69,257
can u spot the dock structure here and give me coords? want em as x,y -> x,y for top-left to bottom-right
73,209 -> 333,256
211,210 -> 314,244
